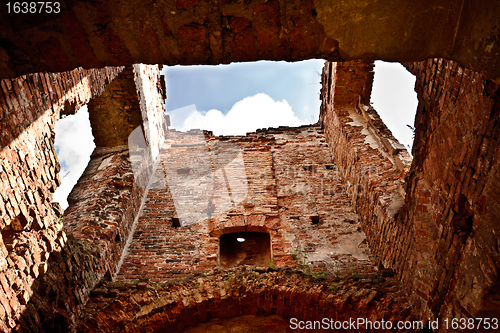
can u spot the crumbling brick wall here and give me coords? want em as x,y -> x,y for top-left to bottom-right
2,55 -> 497,332
0,63 -> 166,332
49,65 -> 166,332
0,67 -> 122,331
319,60 -> 412,272
79,266 -> 416,332
115,125 -> 375,282
400,59 -> 500,322
320,58 -> 500,329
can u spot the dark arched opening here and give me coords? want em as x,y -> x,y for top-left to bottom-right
219,232 -> 271,268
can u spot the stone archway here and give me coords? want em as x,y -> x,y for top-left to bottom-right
78,267 -> 416,332
219,232 -> 272,268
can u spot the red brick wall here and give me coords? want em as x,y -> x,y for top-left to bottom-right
320,60 -> 374,110
46,65 -> 166,331
87,67 -> 144,147
4,55 -> 497,331
319,59 -> 423,317
115,125 -> 376,282
80,267 -> 415,332
320,58 -> 500,328
0,67 -> 122,331
319,60 -> 412,271
401,59 -> 500,322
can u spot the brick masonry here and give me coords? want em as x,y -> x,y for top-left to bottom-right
79,266 -> 416,332
0,1 -> 499,82
56,65 -> 166,332
400,59 -> 500,322
0,64 -> 166,332
319,58 -> 500,329
320,60 -> 412,277
0,55 -> 498,332
77,121 -> 417,332
115,125 -> 375,283
0,66 -> 122,331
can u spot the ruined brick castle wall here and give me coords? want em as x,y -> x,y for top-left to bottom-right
320,58 -> 500,328
50,65 -> 167,332
79,124 -> 417,332
0,64 -> 165,332
0,67 -> 122,331
400,59 -> 500,322
1,55 -> 497,332
115,125 -> 375,282
319,60 -> 412,274
80,266 -> 415,332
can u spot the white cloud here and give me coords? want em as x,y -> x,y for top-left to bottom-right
371,61 -> 418,151
181,93 -> 308,135
53,105 -> 95,208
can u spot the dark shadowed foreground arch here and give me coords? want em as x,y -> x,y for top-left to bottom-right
78,267 -> 416,332
0,0 -> 499,81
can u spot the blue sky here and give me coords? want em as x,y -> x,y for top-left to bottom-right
163,60 -> 323,125
162,60 -> 324,135
162,60 -> 417,147
53,60 -> 417,208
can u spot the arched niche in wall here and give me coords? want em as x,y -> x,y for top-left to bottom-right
219,232 -> 271,268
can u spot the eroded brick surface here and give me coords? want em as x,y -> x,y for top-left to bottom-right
87,68 -> 144,147
116,125 -> 375,282
271,126 -> 374,273
319,60 -> 411,275
79,267 -> 415,332
319,58 -> 500,329
47,65 -> 167,332
0,67 -> 122,331
1,56 -> 498,333
401,59 -> 500,322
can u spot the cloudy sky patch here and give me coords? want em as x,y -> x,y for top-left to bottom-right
179,93 -> 307,136
53,105 -> 95,208
371,61 -> 418,151
163,59 -> 324,125
52,60 -> 418,209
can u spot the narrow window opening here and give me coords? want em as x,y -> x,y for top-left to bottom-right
172,217 -> 181,228
371,61 -> 418,154
53,105 -> 95,209
219,232 -> 271,268
301,165 -> 316,173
